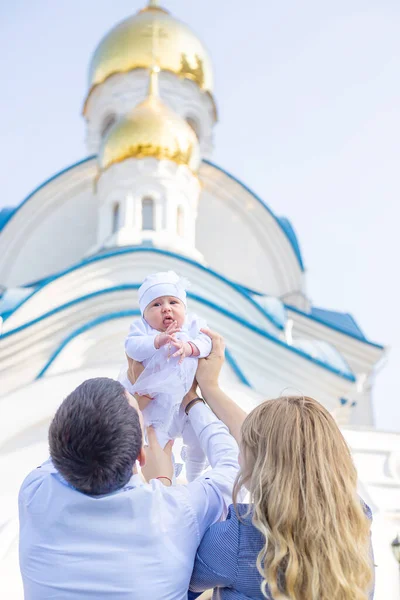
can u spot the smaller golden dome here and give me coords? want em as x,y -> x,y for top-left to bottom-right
99,68 -> 201,173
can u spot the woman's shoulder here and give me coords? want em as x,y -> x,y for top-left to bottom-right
360,498 -> 373,520
200,505 -> 251,548
228,503 -> 252,521
227,504 -> 264,547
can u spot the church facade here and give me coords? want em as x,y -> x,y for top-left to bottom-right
0,2 -> 399,597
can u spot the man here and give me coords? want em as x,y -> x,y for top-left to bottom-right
19,331 -> 245,599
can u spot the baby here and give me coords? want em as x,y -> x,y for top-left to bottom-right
119,271 -> 212,481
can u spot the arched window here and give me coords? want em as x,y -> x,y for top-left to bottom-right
142,197 -> 155,230
177,205 -> 184,237
112,203 -> 120,234
186,116 -> 200,140
101,114 -> 117,138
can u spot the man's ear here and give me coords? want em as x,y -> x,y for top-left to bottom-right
138,447 -> 146,467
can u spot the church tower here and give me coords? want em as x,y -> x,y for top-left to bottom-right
83,0 -> 216,156
84,0 -> 215,259
94,67 -> 203,259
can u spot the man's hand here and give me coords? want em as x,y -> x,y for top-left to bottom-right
196,329 -> 225,393
126,355 -> 145,386
126,355 -> 152,411
155,321 -> 181,349
141,426 -> 174,486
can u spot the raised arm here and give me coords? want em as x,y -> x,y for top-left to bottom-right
196,329 -> 246,444
178,331 -> 246,535
182,401 -> 239,537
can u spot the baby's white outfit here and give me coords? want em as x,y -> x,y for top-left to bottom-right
120,313 -> 212,481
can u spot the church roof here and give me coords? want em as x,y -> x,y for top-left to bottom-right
310,307 -> 367,342
287,304 -> 383,349
277,217 -> 303,271
0,207 -> 16,233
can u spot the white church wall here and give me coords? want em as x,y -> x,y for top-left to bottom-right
371,514 -> 400,600
343,428 -> 400,600
287,307 -> 384,427
0,160 -> 98,288
95,157 -> 202,260
198,162 -> 306,305
349,383 -> 375,428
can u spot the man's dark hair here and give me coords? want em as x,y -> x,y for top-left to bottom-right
49,378 -> 142,496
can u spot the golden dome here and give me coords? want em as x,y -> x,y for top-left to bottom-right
85,1 -> 214,113
99,68 -> 201,173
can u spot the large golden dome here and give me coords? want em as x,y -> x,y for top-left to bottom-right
99,69 -> 201,173
86,1 -> 214,111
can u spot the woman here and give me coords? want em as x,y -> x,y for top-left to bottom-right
190,394 -> 374,600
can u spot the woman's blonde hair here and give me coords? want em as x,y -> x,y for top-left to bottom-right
233,396 -> 373,600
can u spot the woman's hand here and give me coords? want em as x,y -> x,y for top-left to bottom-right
126,355 -> 153,411
141,426 -> 174,486
189,329 -> 245,443
196,329 -> 225,394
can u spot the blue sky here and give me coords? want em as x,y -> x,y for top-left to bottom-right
1,0 -> 399,431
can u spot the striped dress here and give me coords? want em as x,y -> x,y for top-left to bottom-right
189,503 -> 374,600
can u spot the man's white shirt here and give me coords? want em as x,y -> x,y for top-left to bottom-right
19,403 -> 239,600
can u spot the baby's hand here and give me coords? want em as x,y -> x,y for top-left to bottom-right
171,339 -> 194,365
155,321 -> 181,349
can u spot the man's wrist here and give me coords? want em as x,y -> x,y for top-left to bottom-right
182,389 -> 198,408
185,397 -> 206,415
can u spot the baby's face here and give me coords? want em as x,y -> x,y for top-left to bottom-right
144,296 -> 185,331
